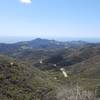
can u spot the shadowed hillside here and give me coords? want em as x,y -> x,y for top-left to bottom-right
34,44 -> 100,70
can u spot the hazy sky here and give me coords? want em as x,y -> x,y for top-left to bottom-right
0,0 -> 100,39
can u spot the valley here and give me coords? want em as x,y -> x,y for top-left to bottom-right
0,38 -> 100,100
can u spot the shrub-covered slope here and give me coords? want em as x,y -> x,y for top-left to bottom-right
0,55 -> 59,100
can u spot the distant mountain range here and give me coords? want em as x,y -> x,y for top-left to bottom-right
0,38 -> 88,54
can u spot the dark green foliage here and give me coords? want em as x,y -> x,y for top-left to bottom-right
0,55 -> 59,100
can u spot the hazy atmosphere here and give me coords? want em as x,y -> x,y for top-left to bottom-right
0,1 -> 100,100
0,0 -> 100,42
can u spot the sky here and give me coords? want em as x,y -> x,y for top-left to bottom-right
0,0 -> 100,42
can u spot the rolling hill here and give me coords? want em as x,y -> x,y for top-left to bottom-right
0,38 -> 100,99
0,38 -> 87,55
34,43 -> 100,70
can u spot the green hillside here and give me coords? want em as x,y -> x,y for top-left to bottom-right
0,55 -> 60,100
0,40 -> 100,100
